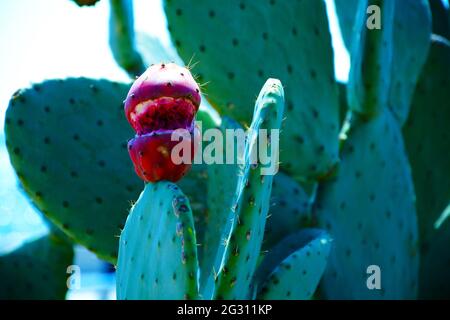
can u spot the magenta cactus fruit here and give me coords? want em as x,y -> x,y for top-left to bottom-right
124,63 -> 201,135
124,63 -> 201,183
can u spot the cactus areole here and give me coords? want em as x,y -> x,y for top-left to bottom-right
124,63 -> 201,182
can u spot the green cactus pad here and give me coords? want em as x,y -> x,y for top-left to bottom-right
403,37 -> 450,298
211,79 -> 284,300
388,0 -> 431,124
257,230 -> 331,300
164,0 -> 340,181
253,229 -> 328,288
316,109 -> 419,299
336,0 -> 431,124
116,182 -> 199,300
109,0 -> 145,77
347,0 -> 395,118
200,116 -> 242,289
0,233 -> 74,299
334,0 -> 359,50
263,173 -> 312,251
429,0 -> 450,39
4,78 -> 207,264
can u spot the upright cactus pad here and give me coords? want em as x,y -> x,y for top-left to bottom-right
403,37 -> 450,298
257,230 -> 331,300
212,79 -> 284,299
316,110 -> 419,299
336,0 -> 431,124
0,233 -> 74,299
116,182 -> 199,300
347,0 -> 395,118
4,78 -> 207,263
164,0 -> 340,181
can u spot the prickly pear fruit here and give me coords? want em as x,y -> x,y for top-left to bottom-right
127,126 -> 200,182
124,63 -> 201,183
124,63 -> 201,134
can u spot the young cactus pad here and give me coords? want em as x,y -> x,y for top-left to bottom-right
116,182 -> 199,300
256,230 -> 332,300
211,79 -> 285,299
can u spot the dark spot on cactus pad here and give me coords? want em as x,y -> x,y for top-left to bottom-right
69,98 -> 75,105
73,134 -> 79,141
17,119 -> 24,126
199,45 -> 206,52
40,165 -> 47,173
86,229 -> 94,235
175,8 -> 182,16
44,137 -> 50,144
95,197 -> 103,204
232,38 -> 239,46
62,201 -> 69,208
262,32 -> 268,40
287,65 -> 293,74
97,120 -> 103,126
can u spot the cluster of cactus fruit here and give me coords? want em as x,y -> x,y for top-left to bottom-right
1,0 -> 449,299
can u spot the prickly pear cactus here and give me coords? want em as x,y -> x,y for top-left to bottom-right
256,229 -> 332,300
4,78 -> 208,263
109,0 -> 145,77
116,182 -> 199,300
0,233 -> 74,300
211,79 -> 285,299
403,37 -> 450,299
316,110 -> 419,299
336,0 -> 432,124
164,0 -> 340,181
200,116 -> 242,289
347,0 -> 395,118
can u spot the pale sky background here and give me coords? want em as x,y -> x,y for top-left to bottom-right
0,0 -> 349,253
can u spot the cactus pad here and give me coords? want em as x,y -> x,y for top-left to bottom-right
0,233 -> 74,299
164,0 -> 340,181
403,37 -> 450,298
116,182 -> 199,299
257,230 -> 331,300
316,110 -> 419,299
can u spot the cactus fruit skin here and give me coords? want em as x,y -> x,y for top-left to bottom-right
71,0 -> 100,6
256,230 -> 332,300
4,78 -> 209,264
211,79 -> 284,300
316,110 -> 419,299
124,63 -> 201,134
164,0 -> 340,182
0,233 -> 74,299
127,127 -> 199,183
116,182 -> 199,300
403,37 -> 450,299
